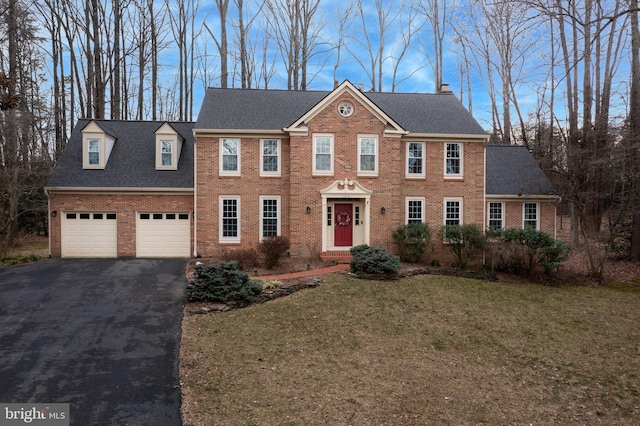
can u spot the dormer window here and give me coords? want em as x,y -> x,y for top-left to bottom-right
82,121 -> 115,169
88,139 -> 100,165
161,141 -> 173,166
155,122 -> 183,170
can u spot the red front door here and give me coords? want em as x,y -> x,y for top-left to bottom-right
334,203 -> 353,247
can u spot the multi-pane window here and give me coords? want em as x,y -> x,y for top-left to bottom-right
488,202 -> 504,230
261,197 -> 279,238
261,139 -> 280,174
524,203 -> 538,229
221,138 -> 240,174
327,206 -> 332,226
161,140 -> 172,166
220,197 -> 240,241
407,142 -> 424,176
355,206 -> 361,226
406,198 -> 425,224
358,136 -> 377,174
445,199 -> 462,225
445,143 -> 462,176
88,139 -> 100,165
313,135 -> 333,174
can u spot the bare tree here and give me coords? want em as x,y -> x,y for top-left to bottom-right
630,0 -> 640,261
264,0 -> 323,90
347,0 -> 400,92
415,0 -> 447,93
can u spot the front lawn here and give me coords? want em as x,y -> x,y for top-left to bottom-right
180,274 -> 640,425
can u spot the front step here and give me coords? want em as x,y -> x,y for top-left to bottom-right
320,251 -> 352,264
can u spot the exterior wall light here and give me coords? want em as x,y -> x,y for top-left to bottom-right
306,206 -> 311,214
381,207 -> 386,214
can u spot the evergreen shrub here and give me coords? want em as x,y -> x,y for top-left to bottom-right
185,261 -> 262,302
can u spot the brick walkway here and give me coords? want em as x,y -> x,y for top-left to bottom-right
258,263 -> 350,281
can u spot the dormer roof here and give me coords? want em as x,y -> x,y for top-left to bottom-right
47,119 -> 194,190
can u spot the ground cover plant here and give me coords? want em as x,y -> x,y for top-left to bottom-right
180,274 -> 640,425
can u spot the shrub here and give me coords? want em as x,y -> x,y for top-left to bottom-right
440,224 -> 485,268
349,244 -> 400,277
392,222 -> 432,263
258,236 -> 290,269
219,247 -> 259,271
486,227 -> 570,274
185,261 -> 262,302
0,254 -> 41,266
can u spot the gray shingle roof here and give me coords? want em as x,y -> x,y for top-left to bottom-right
47,119 -> 194,189
195,87 -> 485,135
486,145 -> 556,196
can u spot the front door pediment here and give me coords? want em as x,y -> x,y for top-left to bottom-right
319,178 -> 373,198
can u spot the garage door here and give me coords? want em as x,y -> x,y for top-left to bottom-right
62,212 -> 118,257
136,212 -> 190,257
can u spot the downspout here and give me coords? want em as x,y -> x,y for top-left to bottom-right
193,132 -> 198,257
44,188 -> 51,257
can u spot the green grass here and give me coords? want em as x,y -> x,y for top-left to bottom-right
180,274 -> 640,425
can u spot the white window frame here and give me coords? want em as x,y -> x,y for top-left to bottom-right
87,139 -> 101,166
357,135 -> 378,176
523,202 -> 539,230
313,134 -> 334,176
488,202 -> 504,230
219,196 -> 241,243
260,139 -> 281,176
220,138 -> 241,176
406,141 -> 425,178
444,142 -> 463,179
405,197 -> 425,224
443,197 -> 463,226
161,140 -> 173,167
260,196 -> 281,238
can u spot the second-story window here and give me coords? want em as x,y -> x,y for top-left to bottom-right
261,139 -> 280,175
407,142 -> 424,177
358,135 -> 378,176
313,134 -> 333,175
221,138 -> 240,175
445,142 -> 462,177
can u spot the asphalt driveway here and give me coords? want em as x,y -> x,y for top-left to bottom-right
0,258 -> 187,425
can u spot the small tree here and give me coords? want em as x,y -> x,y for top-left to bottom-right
392,222 -> 432,262
440,224 -> 485,268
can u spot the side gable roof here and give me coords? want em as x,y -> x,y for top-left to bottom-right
47,119 -> 194,190
195,84 -> 486,136
486,145 -> 557,196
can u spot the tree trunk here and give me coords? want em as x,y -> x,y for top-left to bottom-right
630,0 -> 640,261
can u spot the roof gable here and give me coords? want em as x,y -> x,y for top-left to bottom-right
284,81 -> 407,137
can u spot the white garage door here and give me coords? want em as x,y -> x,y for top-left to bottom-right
136,212 -> 190,257
62,212 -> 118,257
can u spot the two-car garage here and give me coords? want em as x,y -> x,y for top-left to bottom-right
61,211 -> 191,258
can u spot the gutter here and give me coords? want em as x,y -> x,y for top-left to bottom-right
486,194 -> 562,202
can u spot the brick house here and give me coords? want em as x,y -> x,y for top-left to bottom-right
46,80 -> 559,260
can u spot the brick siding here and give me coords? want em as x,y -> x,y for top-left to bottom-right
49,192 -> 193,257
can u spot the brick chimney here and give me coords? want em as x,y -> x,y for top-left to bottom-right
439,83 -> 451,94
